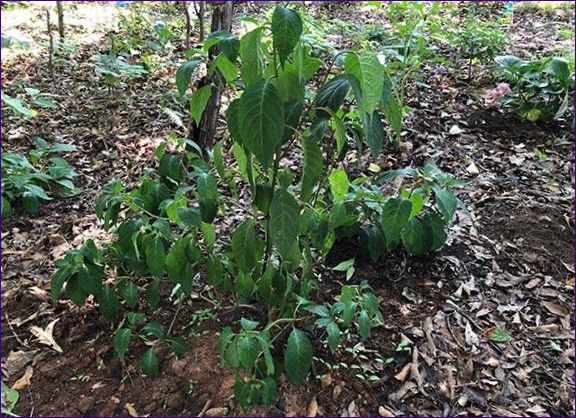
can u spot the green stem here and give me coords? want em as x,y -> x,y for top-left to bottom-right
310,130 -> 336,206
261,151 -> 281,275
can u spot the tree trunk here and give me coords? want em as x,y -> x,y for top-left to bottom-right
192,1 -> 205,43
183,1 -> 191,50
56,0 -> 64,41
198,2 -> 206,42
188,2 -> 233,155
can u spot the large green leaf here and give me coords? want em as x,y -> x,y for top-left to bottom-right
253,182 -> 273,212
100,284 -> 119,321
401,217 -> 426,256
326,321 -> 340,352
494,55 -> 524,68
176,207 -> 202,228
550,57 -> 571,85
197,171 -> 218,223
313,75 -> 351,118
123,282 -> 139,308
24,184 -> 51,200
269,188 -> 299,258
432,185 -> 458,223
328,169 -> 349,202
65,275 -> 86,307
274,63 -> 305,102
293,43 -> 322,84
141,181 -> 170,215
322,109 -> 347,157
271,5 -> 303,68
366,111 -> 385,157
237,335 -> 260,371
176,59 -> 201,96
381,197 -> 412,247
238,80 -> 285,168
146,280 -> 160,308
214,54 -> 238,84
235,271 -> 255,298
2,195 -> 12,217
140,348 -> 159,377
358,310 -> 371,340
77,264 -> 103,296
226,98 -> 244,145
114,328 -> 132,361
1,92 -> 37,118
284,328 -> 313,385
166,237 -> 189,281
359,224 -> 386,262
282,100 -> 303,144
300,132 -> 323,203
261,377 -> 277,405
344,52 -> 384,115
190,85 -> 213,125
231,219 -> 264,273
145,234 -> 165,278
158,154 -> 183,183
204,31 -> 240,62
51,266 -> 73,302
207,254 -> 228,290
239,28 -> 264,87
422,212 -> 447,252
383,95 -> 402,139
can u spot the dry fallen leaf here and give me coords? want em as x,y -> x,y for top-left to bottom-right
91,382 -> 106,391
5,350 -> 36,377
388,381 -> 417,402
449,124 -> 463,135
465,321 -> 479,346
29,318 -> 63,353
125,403 -> 138,417
306,397 -> 318,417
368,163 -> 381,173
466,161 -> 479,175
378,405 -> 396,417
12,366 -> 33,390
320,374 -> 332,388
509,155 -> 526,166
393,362 -> 412,382
541,301 -> 568,317
205,407 -> 228,417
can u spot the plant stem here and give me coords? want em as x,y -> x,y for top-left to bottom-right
45,9 -> 55,83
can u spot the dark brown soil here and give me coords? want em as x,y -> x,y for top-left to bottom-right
3,237 -> 466,417
482,202 -> 574,277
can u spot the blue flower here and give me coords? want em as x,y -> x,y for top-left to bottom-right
505,1 -> 514,12
154,20 -> 166,30
116,1 -> 130,8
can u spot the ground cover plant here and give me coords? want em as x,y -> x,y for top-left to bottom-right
1,1 -> 574,417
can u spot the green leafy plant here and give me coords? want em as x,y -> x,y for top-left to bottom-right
2,138 -> 80,217
93,52 -> 148,87
354,164 -> 468,258
494,54 -> 574,121
1,381 -> 19,415
455,10 -> 507,79
365,1 -> 444,143
1,87 -> 57,119
52,5 -> 468,407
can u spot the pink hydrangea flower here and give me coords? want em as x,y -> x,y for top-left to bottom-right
485,82 -> 512,107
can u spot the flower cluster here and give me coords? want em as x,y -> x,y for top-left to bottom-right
484,82 -> 512,107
